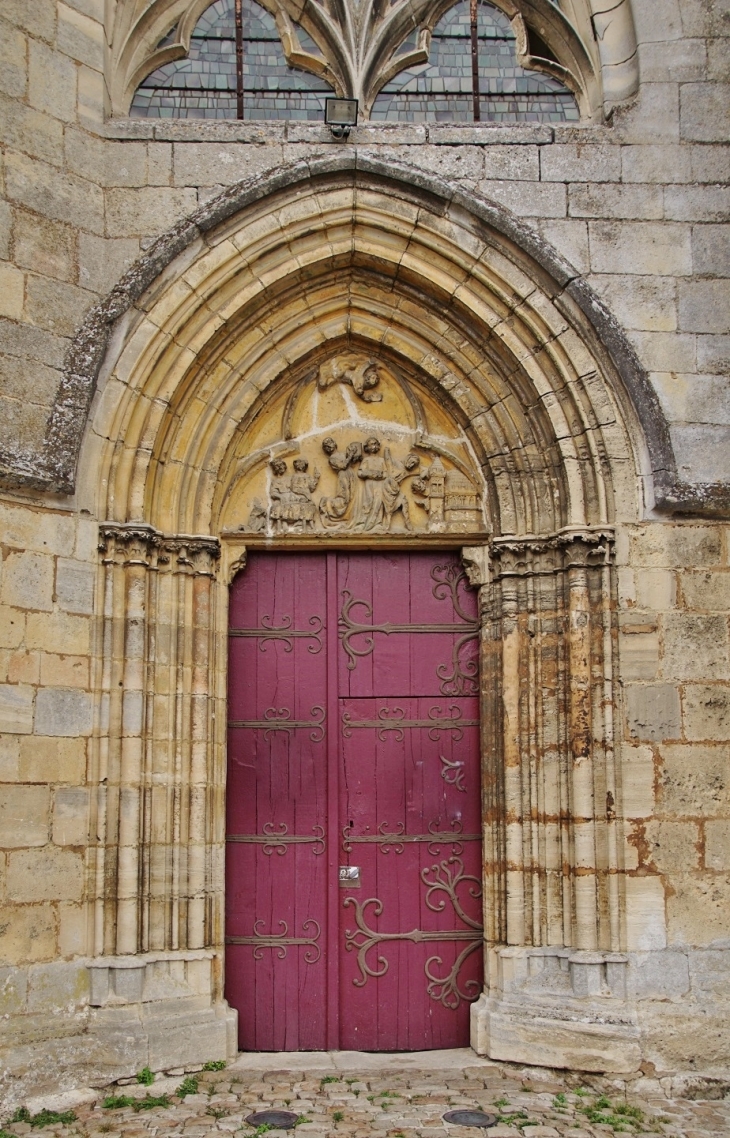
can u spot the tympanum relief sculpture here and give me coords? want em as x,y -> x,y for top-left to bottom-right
225,354 -> 488,539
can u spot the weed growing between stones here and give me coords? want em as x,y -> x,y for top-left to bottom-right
9,1110 -> 78,1129
136,1069 -> 154,1086
331,1110 -> 344,1122
203,1061 -> 227,1071
102,1096 -> 171,1112
176,1077 -> 199,1097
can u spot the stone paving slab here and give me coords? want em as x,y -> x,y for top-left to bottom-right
2,1057 -> 729,1138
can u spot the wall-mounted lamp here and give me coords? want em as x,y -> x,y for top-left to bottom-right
325,97 -> 359,139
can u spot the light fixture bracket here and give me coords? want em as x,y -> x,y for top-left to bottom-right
324,97 -> 359,139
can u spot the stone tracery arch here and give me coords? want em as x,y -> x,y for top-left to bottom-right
109,0 -> 638,121
79,159 -> 669,1069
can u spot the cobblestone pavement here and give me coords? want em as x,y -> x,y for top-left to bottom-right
4,1052 -> 729,1138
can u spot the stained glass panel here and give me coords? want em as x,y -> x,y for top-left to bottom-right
131,0 -> 333,120
371,0 -> 579,123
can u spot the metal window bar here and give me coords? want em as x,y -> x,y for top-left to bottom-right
235,0 -> 244,118
470,0 -> 480,122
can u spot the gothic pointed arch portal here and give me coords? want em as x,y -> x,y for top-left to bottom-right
85,160 -> 649,1068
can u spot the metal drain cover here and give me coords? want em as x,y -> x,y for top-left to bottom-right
443,1109 -> 497,1128
245,1110 -> 299,1129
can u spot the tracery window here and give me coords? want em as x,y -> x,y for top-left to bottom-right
372,1 -> 578,123
130,0 -> 578,123
130,0 -> 333,120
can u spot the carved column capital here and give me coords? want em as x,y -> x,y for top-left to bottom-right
490,527 -> 614,579
161,536 -> 221,577
98,523 -> 163,566
99,524 -> 220,577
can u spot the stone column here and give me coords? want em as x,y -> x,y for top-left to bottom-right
96,525 -> 221,956
470,529 -> 637,1071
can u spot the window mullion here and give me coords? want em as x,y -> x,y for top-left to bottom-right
470,0 -> 481,122
235,0 -> 244,119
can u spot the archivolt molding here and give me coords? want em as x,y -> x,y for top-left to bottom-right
107,0 -> 632,120
76,162 -> 649,538
34,155 -> 726,522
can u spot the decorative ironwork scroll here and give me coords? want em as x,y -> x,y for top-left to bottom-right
439,755 -> 466,793
228,705 -> 326,742
227,919 -> 321,964
341,703 -> 478,742
343,857 -> 483,1008
226,823 -> 325,856
229,614 -> 323,654
342,820 -> 479,857
338,563 -> 479,696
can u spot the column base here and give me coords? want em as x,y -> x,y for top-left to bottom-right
471,946 -> 641,1074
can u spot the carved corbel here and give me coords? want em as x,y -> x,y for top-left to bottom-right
461,545 -> 491,588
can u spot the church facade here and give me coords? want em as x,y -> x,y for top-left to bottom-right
0,0 -> 728,1104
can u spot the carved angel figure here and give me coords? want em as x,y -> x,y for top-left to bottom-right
317,356 -> 383,402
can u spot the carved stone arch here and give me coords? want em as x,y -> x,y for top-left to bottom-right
108,0 -> 637,120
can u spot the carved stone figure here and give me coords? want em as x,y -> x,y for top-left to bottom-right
319,437 -> 363,528
413,456 -> 446,530
355,437 -> 419,532
245,497 -> 267,533
290,457 -> 320,532
268,456 -> 320,533
268,457 -> 293,534
317,355 -> 383,403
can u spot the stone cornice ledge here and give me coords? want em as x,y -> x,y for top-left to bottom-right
1,154 -> 727,519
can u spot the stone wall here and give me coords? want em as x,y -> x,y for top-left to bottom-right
0,0 -> 728,1101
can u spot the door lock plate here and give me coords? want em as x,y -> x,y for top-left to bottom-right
339,865 -> 361,888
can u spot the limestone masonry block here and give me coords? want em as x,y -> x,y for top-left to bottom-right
56,559 -> 95,614
57,2 -> 104,70
645,820 -> 701,873
7,845 -> 84,902
13,210 -> 75,283
636,568 -> 677,610
28,40 -> 77,124
705,820 -> 730,870
19,736 -> 86,783
588,221 -> 692,276
629,524 -> 723,567
34,688 -> 93,737
0,17 -> 28,100
662,613 -> 729,680
659,743 -> 730,816
26,610 -> 90,655
0,550 -> 54,612
0,263 -> 25,321
693,225 -> 730,277
681,570 -> 730,610
0,902 -> 56,965
0,784 -> 49,846
621,745 -> 656,817
680,82 -> 730,142
682,685 -> 730,741
52,786 -> 90,846
625,876 -> 667,951
627,949 -> 690,999
667,873 -> 730,944
0,684 -> 34,734
0,608 -> 25,651
679,279 -> 730,334
626,683 -> 681,742
5,151 -> 105,235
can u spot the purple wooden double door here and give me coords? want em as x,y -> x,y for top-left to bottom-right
225,551 -> 483,1052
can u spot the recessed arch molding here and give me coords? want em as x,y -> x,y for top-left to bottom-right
11,153 -> 727,518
